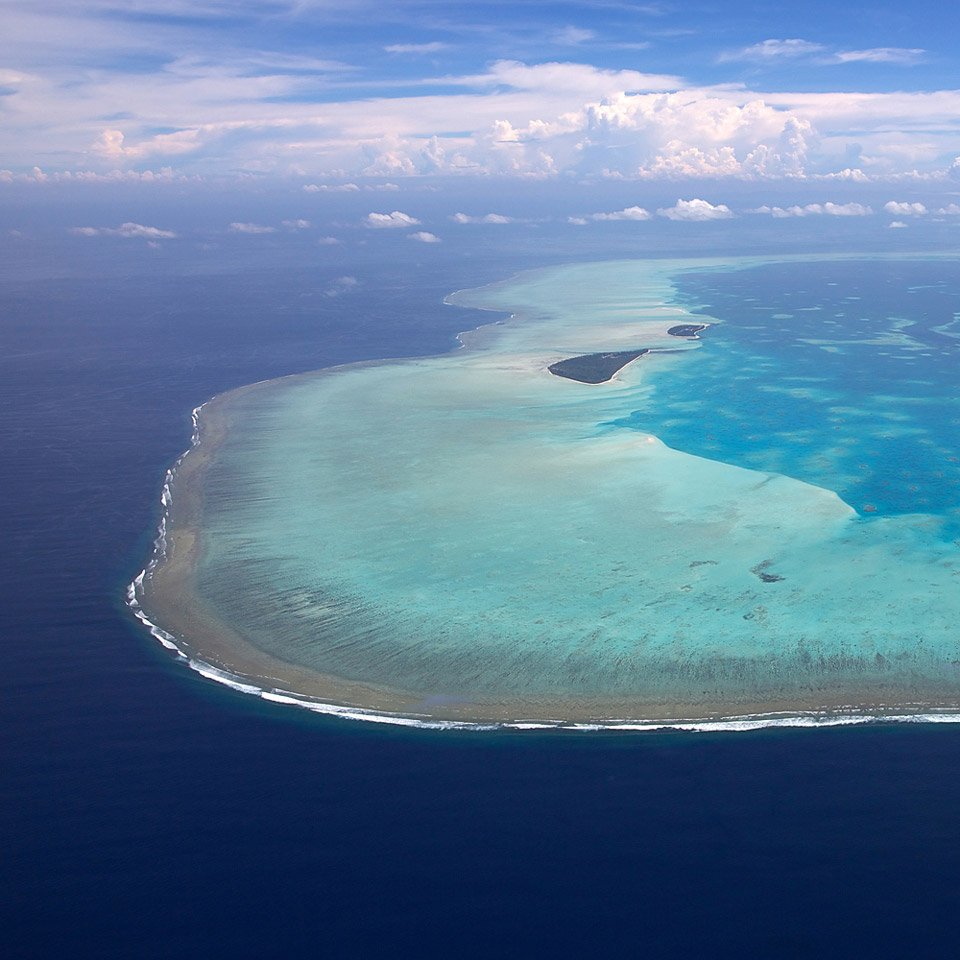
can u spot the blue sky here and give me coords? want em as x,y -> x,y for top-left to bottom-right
2,0 -> 960,185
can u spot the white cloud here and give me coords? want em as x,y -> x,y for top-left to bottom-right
657,198 -> 733,221
384,42 -> 449,54
115,221 -> 176,238
754,202 -> 873,217
464,60 -> 680,95
366,210 -> 420,228
229,221 -> 276,234
450,212 -> 513,223
937,203 -> 960,215
831,48 -> 924,65
888,220 -> 908,228
640,143 -> 742,178
3,166 -> 181,184
94,127 -> 202,161
884,200 -> 927,216
587,205 -> 652,221
71,221 -> 176,238
408,230 -> 440,242
0,65 -> 896,182
5,25 -> 960,185
822,202 -> 873,216
720,40 -> 923,68
304,182 -> 361,192
817,167 -> 871,182
324,275 -> 358,297
552,26 -> 595,46
282,218 -> 311,229
317,236 -> 342,245
0,0 -> 957,185
720,39 -> 824,62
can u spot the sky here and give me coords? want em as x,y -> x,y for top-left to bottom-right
3,0 -> 960,185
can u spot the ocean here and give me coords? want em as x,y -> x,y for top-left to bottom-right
3,236 -> 960,957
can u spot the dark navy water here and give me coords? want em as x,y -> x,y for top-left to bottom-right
620,259 -> 960,533
3,247 -> 960,958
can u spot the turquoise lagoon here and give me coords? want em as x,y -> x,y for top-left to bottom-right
142,256 -> 960,726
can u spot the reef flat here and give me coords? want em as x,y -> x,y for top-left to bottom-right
133,256 -> 960,728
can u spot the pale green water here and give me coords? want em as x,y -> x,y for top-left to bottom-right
189,258 -> 960,714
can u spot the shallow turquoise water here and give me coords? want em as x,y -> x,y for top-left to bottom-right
189,256 -> 960,713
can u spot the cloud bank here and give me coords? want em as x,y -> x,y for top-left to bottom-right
754,202 -> 873,217
1,3 -> 957,184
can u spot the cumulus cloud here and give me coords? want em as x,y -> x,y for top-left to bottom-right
4,166 -> 181,184
365,210 -> 420,228
937,203 -> 960,215
304,182 -> 361,192
888,220 -> 908,228
6,31 -> 959,184
819,202 -> 873,216
753,202 -> 873,217
841,202 -> 874,215
282,218 -> 311,229
450,212 -> 513,223
657,198 -> 733,221
93,127 -> 202,161
486,87 -> 819,181
304,181 -> 398,193
71,221 -> 176,239
817,167 -> 871,182
229,222 -> 276,234
585,205 -> 652,221
638,144 -> 742,179
324,275 -> 358,297
116,222 -> 177,238
884,200 -> 927,216
408,230 -> 441,243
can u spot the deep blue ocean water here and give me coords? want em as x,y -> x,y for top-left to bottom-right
3,242 -> 960,958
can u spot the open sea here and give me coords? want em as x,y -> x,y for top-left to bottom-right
3,230 -> 960,957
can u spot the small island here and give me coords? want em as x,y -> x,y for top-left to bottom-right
548,349 -> 649,384
667,323 -> 709,338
